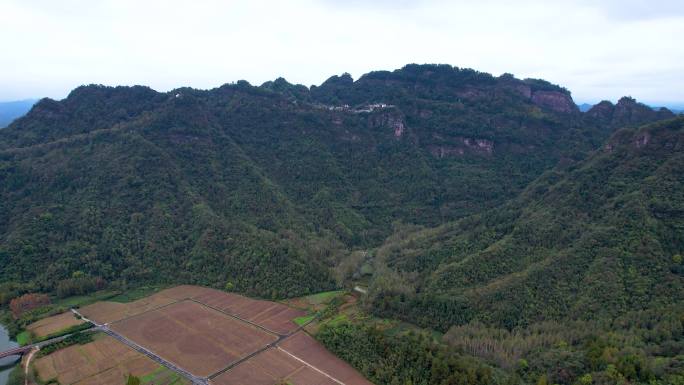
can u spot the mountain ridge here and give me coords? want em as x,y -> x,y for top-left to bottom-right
0,63 -> 676,301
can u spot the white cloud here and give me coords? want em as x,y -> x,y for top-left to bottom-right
0,0 -> 682,105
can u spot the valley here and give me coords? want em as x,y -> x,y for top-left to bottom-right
0,64 -> 682,385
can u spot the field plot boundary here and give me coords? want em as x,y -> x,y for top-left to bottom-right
109,300 -> 279,379
104,298 -> 185,325
186,298 -> 282,337
59,286 -> 371,385
276,346 -> 346,385
100,327 -> 205,385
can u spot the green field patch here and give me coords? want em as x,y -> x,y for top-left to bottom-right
16,330 -> 31,345
325,314 -> 349,327
294,314 -> 315,326
54,290 -> 121,308
305,290 -> 345,305
141,365 -> 182,384
108,286 -> 167,303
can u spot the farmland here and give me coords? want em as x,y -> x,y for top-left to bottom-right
78,292 -> 177,325
26,312 -> 85,338
110,300 -> 277,377
213,332 -> 371,385
33,334 -> 188,385
29,286 -> 372,385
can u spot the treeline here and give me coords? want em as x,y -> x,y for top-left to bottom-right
443,308 -> 684,385
317,314 -> 684,385
317,322 -> 499,385
37,331 -> 94,357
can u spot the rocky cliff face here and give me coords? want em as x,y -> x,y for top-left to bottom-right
428,137 -> 494,158
530,90 -> 578,113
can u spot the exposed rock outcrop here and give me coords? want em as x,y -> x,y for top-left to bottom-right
428,137 -> 494,158
369,111 -> 406,138
531,91 -> 578,113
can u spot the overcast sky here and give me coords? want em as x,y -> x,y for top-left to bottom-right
1,0 -> 683,106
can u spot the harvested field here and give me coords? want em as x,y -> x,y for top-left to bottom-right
210,347 -> 320,385
110,300 -> 278,377
155,285 -> 215,301
190,287 -> 306,335
27,311 -> 85,337
34,334 -> 188,385
211,341 -> 372,385
278,332 -> 373,385
79,292 -> 177,324
82,285 -> 305,334
37,286 -> 370,385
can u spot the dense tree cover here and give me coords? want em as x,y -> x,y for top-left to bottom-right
356,118 -> 684,383
0,64 -> 680,384
443,308 -> 684,385
316,305 -> 683,385
0,65 -> 669,303
317,322 -> 499,385
8,293 -> 49,319
367,118 -> 684,330
36,331 -> 94,357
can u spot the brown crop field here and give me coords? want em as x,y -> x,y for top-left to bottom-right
110,300 -> 278,377
212,332 -> 372,385
278,332 -> 373,385
78,292 -> 177,324
211,338 -> 372,385
34,334 -> 188,385
210,347 -> 327,385
35,286 -> 370,385
26,311 -> 85,337
189,287 -> 306,335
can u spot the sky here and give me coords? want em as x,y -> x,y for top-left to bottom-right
1,0 -> 683,107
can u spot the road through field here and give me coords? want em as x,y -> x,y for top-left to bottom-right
69,290 -> 370,385
72,308 -> 207,385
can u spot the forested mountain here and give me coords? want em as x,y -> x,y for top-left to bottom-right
1,64 -> 682,384
359,116 -> 684,385
369,117 -> 684,330
0,65 -> 674,301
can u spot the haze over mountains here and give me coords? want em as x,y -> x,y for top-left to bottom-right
0,100 -> 36,128
0,64 -> 682,384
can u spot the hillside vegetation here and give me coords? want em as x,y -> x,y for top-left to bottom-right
0,64 -> 681,385
350,117 -> 684,384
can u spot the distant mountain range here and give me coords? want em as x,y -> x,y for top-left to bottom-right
578,101 -> 683,114
0,99 -> 38,128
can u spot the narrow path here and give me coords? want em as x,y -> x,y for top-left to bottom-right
24,347 -> 38,385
